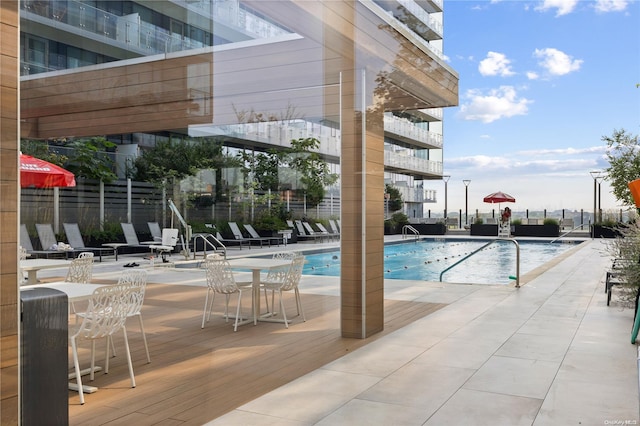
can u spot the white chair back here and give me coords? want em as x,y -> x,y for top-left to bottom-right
280,255 -> 305,292
119,269 -> 148,316
74,283 -> 130,340
65,252 -> 94,283
205,256 -> 240,294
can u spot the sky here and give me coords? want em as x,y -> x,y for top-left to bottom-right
427,0 -> 640,217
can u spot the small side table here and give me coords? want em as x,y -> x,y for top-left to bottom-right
102,243 -> 128,261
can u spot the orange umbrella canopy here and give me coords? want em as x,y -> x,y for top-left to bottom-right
20,154 -> 76,188
483,191 -> 516,204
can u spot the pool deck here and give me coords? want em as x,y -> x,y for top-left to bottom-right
210,237 -> 640,425
34,235 -> 639,424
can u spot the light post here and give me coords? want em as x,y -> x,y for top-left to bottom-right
590,171 -> 602,224
597,175 -> 603,223
463,179 -> 471,225
443,175 -> 450,219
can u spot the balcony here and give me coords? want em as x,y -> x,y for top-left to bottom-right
383,114 -> 443,149
373,0 -> 443,41
384,150 -> 442,178
20,0 -> 290,75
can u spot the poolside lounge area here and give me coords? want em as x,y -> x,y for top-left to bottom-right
33,236 -> 639,425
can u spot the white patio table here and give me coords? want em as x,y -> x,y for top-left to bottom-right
227,257 -> 293,325
20,259 -> 71,285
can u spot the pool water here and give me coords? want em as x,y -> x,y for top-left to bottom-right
302,239 -> 581,284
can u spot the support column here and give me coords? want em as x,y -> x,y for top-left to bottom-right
0,0 -> 21,422
339,67 -> 385,338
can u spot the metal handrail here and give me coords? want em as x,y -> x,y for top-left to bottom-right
191,233 -> 226,260
439,238 -> 521,288
402,225 -> 419,241
549,223 -> 586,244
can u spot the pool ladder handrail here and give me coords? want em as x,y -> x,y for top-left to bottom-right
549,222 -> 586,244
191,233 -> 227,260
402,225 -> 420,241
439,238 -> 521,288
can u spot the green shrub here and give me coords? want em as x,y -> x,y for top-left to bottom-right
543,218 -> 559,226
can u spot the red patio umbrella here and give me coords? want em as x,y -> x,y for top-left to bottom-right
483,191 -> 516,204
20,153 -> 76,188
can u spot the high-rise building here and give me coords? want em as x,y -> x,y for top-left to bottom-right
19,0 -> 457,218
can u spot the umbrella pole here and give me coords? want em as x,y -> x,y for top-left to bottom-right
54,187 -> 60,234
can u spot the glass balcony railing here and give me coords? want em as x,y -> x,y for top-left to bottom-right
383,115 -> 443,148
397,0 -> 443,37
21,0 -> 289,59
384,150 -> 443,176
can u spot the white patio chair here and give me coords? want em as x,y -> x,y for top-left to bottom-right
65,252 -> 94,284
69,281 -> 136,404
260,254 -> 306,328
107,269 -> 150,364
263,251 -> 301,310
65,252 -> 95,313
201,255 -> 248,331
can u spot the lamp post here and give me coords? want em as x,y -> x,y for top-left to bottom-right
590,171 -> 602,224
463,179 -> 471,225
443,175 -> 450,219
597,175 -> 604,223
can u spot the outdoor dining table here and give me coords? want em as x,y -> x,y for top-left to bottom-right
22,281 -> 108,304
20,258 -> 71,285
21,282 -> 109,394
227,257 -> 293,326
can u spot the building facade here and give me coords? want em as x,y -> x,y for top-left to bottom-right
1,1 -> 457,421
19,0 -> 453,218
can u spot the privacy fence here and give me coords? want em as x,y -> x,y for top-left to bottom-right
20,178 -> 342,237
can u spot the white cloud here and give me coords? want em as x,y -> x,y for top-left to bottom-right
526,71 -> 539,80
478,52 -> 515,77
516,146 -> 607,156
457,86 -> 532,123
533,48 -> 583,76
535,0 -> 579,16
594,0 -> 628,12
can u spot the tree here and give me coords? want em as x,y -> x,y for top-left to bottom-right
134,137 -> 241,200
385,184 -> 404,212
21,137 -> 117,182
604,129 -> 640,207
286,137 -> 338,208
65,137 -> 117,183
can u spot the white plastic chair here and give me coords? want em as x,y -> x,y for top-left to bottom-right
261,255 -> 306,328
66,252 -> 95,313
69,280 -> 136,404
111,269 -> 150,363
65,252 -> 94,283
201,255 -> 247,331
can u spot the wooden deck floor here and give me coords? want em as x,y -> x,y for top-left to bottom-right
68,281 -> 446,425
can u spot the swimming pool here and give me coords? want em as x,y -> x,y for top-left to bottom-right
302,239 -> 582,284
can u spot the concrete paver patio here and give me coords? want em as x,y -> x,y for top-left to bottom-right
209,239 -> 639,425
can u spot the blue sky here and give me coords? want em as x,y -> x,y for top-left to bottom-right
430,0 -> 639,217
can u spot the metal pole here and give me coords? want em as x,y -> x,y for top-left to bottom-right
598,180 -> 602,223
443,175 -> 450,219
463,179 -> 471,225
590,171 -> 601,225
